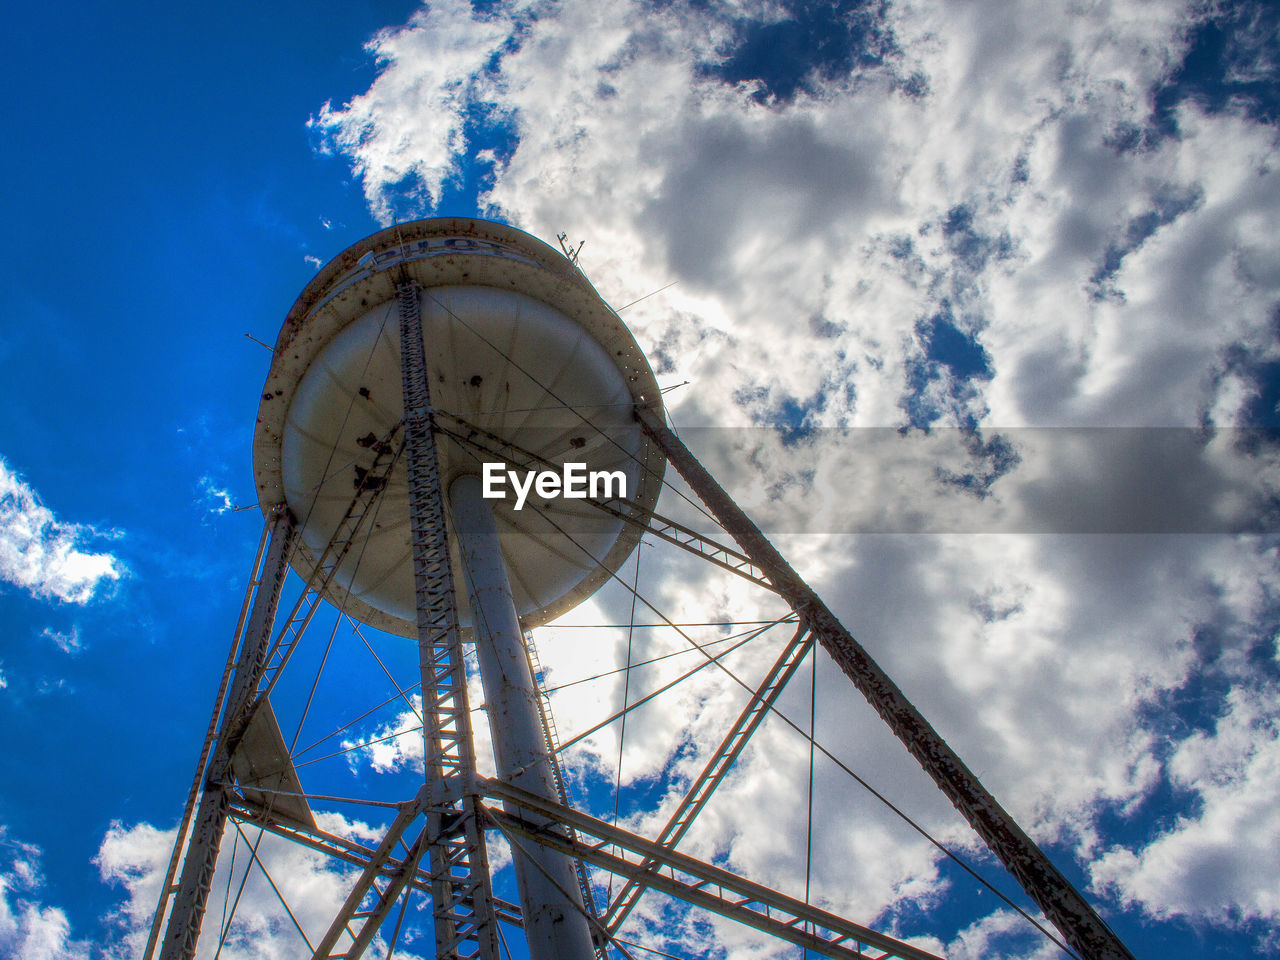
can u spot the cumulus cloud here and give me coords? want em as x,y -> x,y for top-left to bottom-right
309,0 -> 512,220
0,829 -> 90,960
0,458 -> 123,604
197,476 -> 234,515
96,813 -> 431,960
312,0 -> 1280,950
1091,669 -> 1280,926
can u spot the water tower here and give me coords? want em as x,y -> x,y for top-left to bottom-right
147,218 -> 1135,960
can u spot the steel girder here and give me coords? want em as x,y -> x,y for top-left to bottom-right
398,280 -> 501,960
155,507 -> 296,960
154,433 -> 403,960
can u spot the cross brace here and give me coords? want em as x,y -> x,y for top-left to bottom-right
481,780 -> 941,960
309,790 -> 431,959
227,796 -> 525,928
605,624 -> 814,932
637,406 -> 1136,960
255,428 -> 403,704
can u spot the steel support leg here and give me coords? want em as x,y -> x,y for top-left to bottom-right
450,474 -> 598,960
398,281 -> 500,960
637,407 -> 1136,960
159,507 -> 295,960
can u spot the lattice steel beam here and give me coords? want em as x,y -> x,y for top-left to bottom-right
255,430 -> 402,703
398,280 -> 500,960
144,519 -> 273,960
158,507 -> 296,960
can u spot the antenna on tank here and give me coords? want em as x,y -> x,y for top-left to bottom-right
556,231 -> 585,264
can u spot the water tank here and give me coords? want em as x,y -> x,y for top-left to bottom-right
253,218 -> 665,637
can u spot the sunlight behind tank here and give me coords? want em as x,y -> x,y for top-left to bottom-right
252,219 -> 665,637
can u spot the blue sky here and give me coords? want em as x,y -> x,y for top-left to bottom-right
1,1 -> 1279,959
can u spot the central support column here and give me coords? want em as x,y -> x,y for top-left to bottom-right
449,474 -> 598,960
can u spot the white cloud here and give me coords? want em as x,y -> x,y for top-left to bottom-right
1091,673 -> 1280,926
942,907 -> 1062,960
39,626 -> 81,655
96,814 -> 431,960
0,457 -> 123,604
309,0 -> 512,221
197,476 -> 234,515
313,0 -> 1280,950
0,829 -> 90,960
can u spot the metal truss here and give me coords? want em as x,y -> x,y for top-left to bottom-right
155,434 -> 404,960
144,522 -> 271,960
398,280 -> 501,960
636,406 -> 1136,960
154,304 -> 1133,959
604,623 -> 814,933
482,780 -> 942,960
310,790 -> 432,959
227,795 -> 526,929
255,428 -> 403,703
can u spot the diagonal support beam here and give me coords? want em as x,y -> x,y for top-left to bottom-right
144,519 -> 273,960
481,780 -> 941,960
605,624 -> 813,932
637,406 -> 1135,960
157,437 -> 401,960
309,790 -> 428,960
158,507 -> 295,960
255,429 -> 402,704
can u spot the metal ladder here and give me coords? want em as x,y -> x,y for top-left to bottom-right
523,630 -> 608,956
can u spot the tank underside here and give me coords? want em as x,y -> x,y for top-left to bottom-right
253,219 -> 665,636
